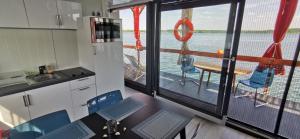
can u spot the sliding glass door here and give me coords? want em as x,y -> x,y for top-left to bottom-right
157,1 -> 239,117
225,0 -> 300,138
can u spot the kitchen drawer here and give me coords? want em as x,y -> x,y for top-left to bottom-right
71,85 -> 96,120
72,106 -> 88,121
70,76 -> 95,90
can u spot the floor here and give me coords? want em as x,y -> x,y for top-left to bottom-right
159,72 -> 219,105
125,87 -> 256,139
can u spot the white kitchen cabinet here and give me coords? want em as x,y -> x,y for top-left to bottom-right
0,75 -> 97,130
70,76 -> 95,90
0,0 -> 29,28
0,92 -> 30,130
24,0 -> 82,29
26,82 -> 74,121
71,84 -> 96,120
24,0 -> 59,29
57,0 -> 82,29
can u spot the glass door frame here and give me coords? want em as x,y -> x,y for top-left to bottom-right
116,3 -> 157,96
153,0 -> 242,118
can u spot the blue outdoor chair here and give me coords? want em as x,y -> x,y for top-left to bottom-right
180,55 -> 200,85
87,90 -> 123,114
8,110 -> 71,139
234,67 -> 275,107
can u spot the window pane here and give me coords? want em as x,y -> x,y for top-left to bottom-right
159,4 -> 230,106
227,0 -> 300,133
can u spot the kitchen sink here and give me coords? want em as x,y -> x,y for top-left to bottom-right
26,73 -> 61,83
0,71 -> 28,88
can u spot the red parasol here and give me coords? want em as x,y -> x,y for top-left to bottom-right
258,0 -> 298,75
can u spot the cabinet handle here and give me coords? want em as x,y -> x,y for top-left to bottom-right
23,95 -> 29,107
27,95 -> 32,106
81,103 -> 88,107
79,87 -> 90,91
56,15 -> 60,25
78,78 -> 89,81
58,15 -> 63,26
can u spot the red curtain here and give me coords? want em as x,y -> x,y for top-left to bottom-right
259,0 -> 298,75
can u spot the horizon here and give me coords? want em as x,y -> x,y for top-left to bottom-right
122,28 -> 300,31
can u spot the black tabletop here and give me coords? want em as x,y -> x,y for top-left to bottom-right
80,93 -> 194,139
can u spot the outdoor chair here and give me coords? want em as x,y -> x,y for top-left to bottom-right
124,54 -> 145,81
87,90 -> 123,114
234,67 -> 275,107
180,55 -> 200,86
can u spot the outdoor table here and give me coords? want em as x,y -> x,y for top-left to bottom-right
193,62 -> 252,94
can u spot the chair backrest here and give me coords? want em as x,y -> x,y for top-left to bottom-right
87,90 -> 123,114
250,67 -> 275,87
181,55 -> 195,71
9,110 -> 70,139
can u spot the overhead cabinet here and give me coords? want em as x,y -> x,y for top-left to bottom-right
24,0 -> 82,29
57,0 -> 82,29
0,0 -> 29,28
24,0 -> 59,29
0,0 -> 82,29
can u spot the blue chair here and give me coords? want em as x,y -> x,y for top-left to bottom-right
87,90 -> 123,114
180,55 -> 200,85
9,110 -> 71,139
234,67 -> 275,107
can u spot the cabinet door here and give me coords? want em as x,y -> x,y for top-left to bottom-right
0,0 -> 29,28
57,0 -> 82,29
24,0 -> 59,28
71,85 -> 96,120
0,92 -> 30,130
26,82 -> 74,121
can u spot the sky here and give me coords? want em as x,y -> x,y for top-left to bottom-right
119,0 -> 300,31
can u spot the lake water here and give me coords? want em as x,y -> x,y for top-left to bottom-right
123,31 -> 300,102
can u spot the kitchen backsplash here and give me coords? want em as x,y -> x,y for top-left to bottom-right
0,29 -> 79,73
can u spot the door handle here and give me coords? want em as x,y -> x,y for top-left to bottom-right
23,95 -> 29,107
59,15 -> 63,26
27,95 -> 32,106
56,15 -> 60,25
223,57 -> 236,62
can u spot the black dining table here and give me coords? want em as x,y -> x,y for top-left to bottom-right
80,93 -> 194,139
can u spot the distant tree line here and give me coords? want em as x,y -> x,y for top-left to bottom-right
123,28 -> 300,33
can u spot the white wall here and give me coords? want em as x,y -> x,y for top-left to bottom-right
0,29 -> 79,73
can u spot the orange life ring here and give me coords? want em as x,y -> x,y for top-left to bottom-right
173,18 -> 194,42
